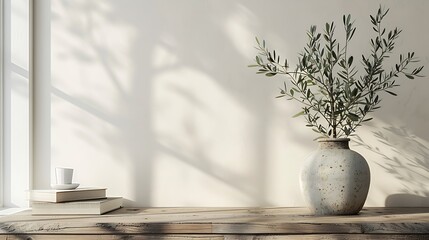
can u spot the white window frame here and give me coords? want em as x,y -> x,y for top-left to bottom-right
0,0 -> 4,207
1,0 -> 33,208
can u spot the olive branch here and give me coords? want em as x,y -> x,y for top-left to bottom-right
249,6 -> 424,138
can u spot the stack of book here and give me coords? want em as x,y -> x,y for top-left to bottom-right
29,187 -> 122,215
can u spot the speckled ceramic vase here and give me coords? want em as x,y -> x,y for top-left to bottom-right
300,138 -> 370,215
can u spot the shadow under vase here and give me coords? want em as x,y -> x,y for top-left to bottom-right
385,193 -> 429,207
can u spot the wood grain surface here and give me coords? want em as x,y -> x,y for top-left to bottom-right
0,207 -> 428,239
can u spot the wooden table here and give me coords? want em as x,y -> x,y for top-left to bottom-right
0,207 -> 428,239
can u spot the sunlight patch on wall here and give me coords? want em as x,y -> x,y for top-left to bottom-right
263,100 -> 313,206
51,0 -> 139,194
151,67 -> 263,205
151,153 -> 254,206
153,45 -> 178,68
223,4 -> 255,59
52,0 -> 137,114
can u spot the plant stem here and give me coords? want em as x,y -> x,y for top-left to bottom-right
327,29 -> 337,138
330,90 -> 336,138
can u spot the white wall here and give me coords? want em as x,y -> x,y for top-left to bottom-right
33,0 -> 429,207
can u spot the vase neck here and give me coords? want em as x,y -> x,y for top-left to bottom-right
318,138 -> 350,149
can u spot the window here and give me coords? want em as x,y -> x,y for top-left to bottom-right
0,0 -> 4,207
2,0 -> 32,208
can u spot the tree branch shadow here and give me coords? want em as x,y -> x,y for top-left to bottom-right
354,126 -> 429,207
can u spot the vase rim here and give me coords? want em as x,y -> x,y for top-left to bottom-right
317,138 -> 350,142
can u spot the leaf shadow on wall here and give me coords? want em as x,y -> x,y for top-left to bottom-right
354,126 -> 429,207
46,0 -> 429,207
49,0 -> 299,206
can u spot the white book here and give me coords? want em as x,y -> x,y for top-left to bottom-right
29,188 -> 107,203
31,197 -> 123,215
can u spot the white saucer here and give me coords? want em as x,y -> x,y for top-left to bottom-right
51,183 -> 80,190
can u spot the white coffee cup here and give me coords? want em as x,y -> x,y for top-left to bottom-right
55,167 -> 74,185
